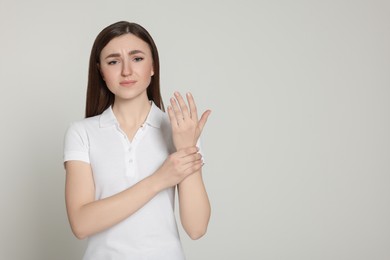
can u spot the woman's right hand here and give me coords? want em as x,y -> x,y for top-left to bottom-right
154,146 -> 203,189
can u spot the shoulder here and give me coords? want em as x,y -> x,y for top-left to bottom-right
148,102 -> 171,131
66,114 -> 100,132
64,115 -> 101,143
160,111 -> 171,130
154,108 -> 172,137
148,105 -> 175,151
63,117 -> 101,163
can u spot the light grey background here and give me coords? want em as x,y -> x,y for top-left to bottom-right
0,0 -> 389,259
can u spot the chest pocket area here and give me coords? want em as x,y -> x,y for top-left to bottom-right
89,133 -> 128,198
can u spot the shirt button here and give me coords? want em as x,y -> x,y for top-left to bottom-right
129,159 -> 133,163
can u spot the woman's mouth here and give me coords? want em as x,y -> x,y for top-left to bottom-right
120,80 -> 137,86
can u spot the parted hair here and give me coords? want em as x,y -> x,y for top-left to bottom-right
85,21 -> 164,118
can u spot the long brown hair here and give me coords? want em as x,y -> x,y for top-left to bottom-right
85,21 -> 164,118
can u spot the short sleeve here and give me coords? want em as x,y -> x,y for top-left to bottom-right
63,122 -> 90,164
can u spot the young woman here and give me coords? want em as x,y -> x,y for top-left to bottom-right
63,21 -> 211,259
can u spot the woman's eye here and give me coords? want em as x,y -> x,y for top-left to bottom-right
108,60 -> 118,65
133,57 -> 144,62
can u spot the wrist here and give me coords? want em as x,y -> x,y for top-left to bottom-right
147,172 -> 167,193
174,141 -> 197,151
175,145 -> 191,151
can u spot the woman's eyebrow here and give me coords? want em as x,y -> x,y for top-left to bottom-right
128,50 -> 145,55
104,50 -> 146,59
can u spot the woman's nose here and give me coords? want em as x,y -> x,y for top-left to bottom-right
121,60 -> 132,76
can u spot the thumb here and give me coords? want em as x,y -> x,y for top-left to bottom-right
198,110 -> 211,132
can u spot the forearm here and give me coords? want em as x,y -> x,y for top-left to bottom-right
178,168 -> 211,240
167,91 -> 211,239
68,174 -> 163,239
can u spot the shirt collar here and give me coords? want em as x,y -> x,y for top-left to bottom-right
99,101 -> 163,129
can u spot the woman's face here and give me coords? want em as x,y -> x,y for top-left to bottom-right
99,34 -> 154,102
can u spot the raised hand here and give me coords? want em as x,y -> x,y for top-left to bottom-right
167,92 -> 211,150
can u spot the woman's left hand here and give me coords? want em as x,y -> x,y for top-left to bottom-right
168,92 -> 211,151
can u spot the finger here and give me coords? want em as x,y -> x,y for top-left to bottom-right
198,110 -> 211,132
167,105 -> 178,126
182,152 -> 202,165
186,92 -> 198,121
170,97 -> 183,124
183,160 -> 203,175
174,92 -> 190,119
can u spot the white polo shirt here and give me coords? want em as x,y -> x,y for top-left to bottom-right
64,102 -> 186,260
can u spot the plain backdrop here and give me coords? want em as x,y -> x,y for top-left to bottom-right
0,0 -> 389,259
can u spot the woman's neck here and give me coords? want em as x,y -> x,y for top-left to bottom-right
112,94 -> 152,129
